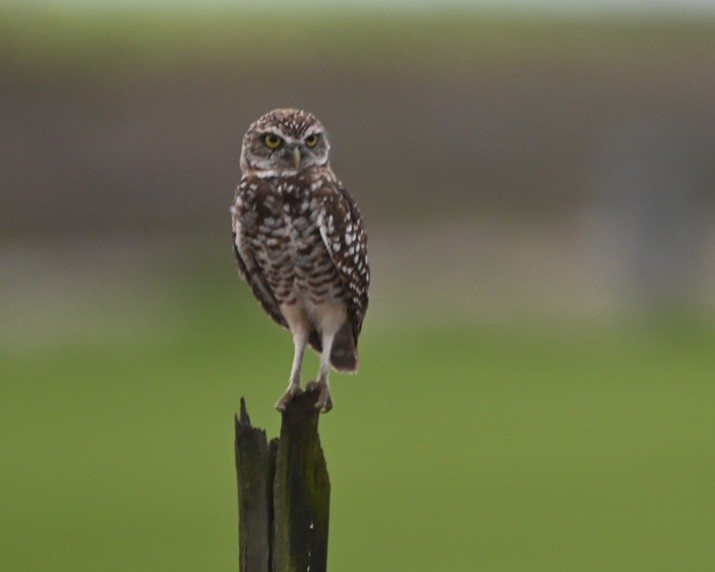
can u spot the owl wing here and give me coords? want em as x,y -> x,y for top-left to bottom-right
317,176 -> 370,343
231,178 -> 288,330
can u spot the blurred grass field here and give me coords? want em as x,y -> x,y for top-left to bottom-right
2,238 -> 714,571
5,4 -> 714,76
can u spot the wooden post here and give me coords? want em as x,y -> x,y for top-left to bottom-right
235,399 -> 276,572
235,390 -> 330,572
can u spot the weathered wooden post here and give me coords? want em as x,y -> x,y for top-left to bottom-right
235,390 -> 330,572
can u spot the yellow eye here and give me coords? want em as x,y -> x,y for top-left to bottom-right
263,134 -> 283,149
305,134 -> 319,148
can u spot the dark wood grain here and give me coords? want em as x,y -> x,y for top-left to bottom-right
235,391 -> 330,572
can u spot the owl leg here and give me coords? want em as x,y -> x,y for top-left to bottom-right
305,330 -> 334,412
307,303 -> 347,412
274,332 -> 306,411
275,304 -> 310,412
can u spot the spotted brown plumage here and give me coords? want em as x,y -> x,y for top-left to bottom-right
231,109 -> 369,412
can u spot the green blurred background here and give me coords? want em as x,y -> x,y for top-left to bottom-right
2,1 -> 715,570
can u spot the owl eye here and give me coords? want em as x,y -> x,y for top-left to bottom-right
263,134 -> 283,150
304,134 -> 319,148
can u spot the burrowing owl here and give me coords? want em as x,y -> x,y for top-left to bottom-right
231,109 -> 369,412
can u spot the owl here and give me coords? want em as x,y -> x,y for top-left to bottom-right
231,109 -> 369,412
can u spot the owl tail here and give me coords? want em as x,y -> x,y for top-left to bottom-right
330,320 -> 358,373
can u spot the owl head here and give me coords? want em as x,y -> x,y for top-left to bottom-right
240,108 -> 331,175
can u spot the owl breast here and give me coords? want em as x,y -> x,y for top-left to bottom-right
246,178 -> 345,308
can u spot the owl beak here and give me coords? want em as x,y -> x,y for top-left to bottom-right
291,147 -> 301,170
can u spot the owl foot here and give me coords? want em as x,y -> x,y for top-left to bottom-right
306,380 -> 334,413
275,384 -> 303,412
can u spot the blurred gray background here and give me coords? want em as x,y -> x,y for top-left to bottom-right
3,0 -> 714,337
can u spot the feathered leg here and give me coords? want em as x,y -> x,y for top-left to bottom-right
307,302 -> 347,412
275,304 -> 310,411
307,330 -> 335,412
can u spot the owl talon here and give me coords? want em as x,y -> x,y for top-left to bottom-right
306,381 -> 334,413
274,384 -> 303,412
